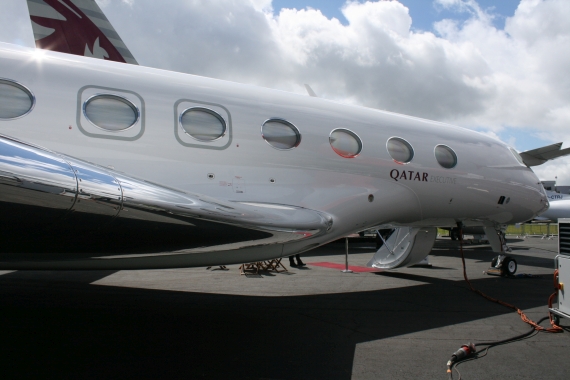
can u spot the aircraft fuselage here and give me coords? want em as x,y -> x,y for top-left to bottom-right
0,43 -> 548,269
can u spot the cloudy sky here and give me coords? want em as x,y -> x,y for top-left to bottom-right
1,0 -> 569,183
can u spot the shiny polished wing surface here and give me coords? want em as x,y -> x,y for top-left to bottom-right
0,135 -> 333,269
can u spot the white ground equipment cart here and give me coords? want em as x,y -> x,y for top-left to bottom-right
550,218 -> 570,325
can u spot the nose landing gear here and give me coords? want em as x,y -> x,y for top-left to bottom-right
487,254 -> 518,276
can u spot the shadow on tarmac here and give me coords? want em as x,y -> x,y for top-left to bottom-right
429,242 -> 556,270
0,261 -> 558,380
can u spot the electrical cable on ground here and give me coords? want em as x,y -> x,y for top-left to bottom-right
446,226 -> 563,379
448,319 -> 545,380
459,232 -> 562,333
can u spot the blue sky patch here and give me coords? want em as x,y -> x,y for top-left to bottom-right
272,0 -> 521,31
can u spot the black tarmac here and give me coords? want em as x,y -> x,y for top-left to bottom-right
1,236 -> 568,379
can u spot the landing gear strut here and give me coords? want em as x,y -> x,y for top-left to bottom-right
450,227 -> 463,241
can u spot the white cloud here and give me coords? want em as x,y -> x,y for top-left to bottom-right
2,0 -> 570,182
434,0 -> 570,132
534,160 -> 570,183
249,0 -> 273,12
96,0 -> 134,8
434,0 -> 490,21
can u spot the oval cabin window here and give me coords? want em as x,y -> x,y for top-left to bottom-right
83,94 -> 139,131
180,107 -> 226,141
0,79 -> 35,120
261,119 -> 301,150
329,129 -> 362,158
387,137 -> 414,163
434,145 -> 457,169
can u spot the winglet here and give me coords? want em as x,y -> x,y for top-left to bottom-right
519,142 -> 570,166
26,0 -> 138,64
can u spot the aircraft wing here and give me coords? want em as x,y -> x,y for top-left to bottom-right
0,135 -> 333,269
519,142 -> 570,167
26,0 -> 138,64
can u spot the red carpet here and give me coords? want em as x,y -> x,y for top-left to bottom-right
308,262 -> 383,273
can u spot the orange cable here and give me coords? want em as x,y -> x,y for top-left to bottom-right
459,234 -> 562,333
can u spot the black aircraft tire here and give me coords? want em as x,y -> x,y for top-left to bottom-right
502,257 -> 517,276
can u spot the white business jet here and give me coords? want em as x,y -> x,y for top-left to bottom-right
0,0 -> 558,270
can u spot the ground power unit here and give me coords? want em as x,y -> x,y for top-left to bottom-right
550,218 -> 570,324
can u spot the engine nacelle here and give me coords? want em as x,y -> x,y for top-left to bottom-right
367,227 -> 437,269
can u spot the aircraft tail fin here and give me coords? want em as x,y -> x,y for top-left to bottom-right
26,0 -> 138,64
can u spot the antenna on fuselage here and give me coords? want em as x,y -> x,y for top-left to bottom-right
304,84 -> 318,97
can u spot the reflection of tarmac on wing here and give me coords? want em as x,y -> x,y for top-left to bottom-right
0,136 -> 332,269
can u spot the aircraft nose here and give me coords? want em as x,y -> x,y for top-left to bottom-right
539,188 -> 549,213
528,177 -> 549,218
509,171 -> 549,222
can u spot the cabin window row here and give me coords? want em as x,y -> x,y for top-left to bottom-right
387,137 -> 458,169
0,79 -> 456,168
